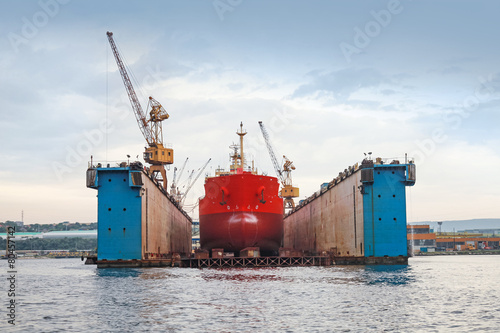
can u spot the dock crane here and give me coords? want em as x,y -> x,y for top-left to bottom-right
170,157 -> 188,198
107,31 -> 173,189
258,121 -> 299,212
180,158 -> 211,207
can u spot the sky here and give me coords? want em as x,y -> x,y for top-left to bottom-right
1,0 -> 499,224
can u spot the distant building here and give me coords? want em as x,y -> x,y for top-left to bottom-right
0,230 -> 97,240
42,230 -> 97,239
407,225 -> 436,253
192,220 -> 200,250
461,229 -> 500,235
408,225 -> 500,252
436,233 -> 500,251
0,232 -> 42,240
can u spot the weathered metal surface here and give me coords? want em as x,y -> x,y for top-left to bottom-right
279,248 -> 303,257
283,172 -> 364,257
84,256 -> 98,265
211,248 -> 224,259
186,256 -> 331,268
96,259 -> 178,268
283,161 -> 416,260
141,172 -> 192,259
240,247 -> 260,258
93,255 -> 408,268
194,250 -> 209,259
333,255 -> 408,265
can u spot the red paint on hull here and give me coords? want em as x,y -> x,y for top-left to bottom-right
200,211 -> 283,252
199,172 -> 283,253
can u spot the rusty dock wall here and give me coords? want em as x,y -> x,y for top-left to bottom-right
141,172 -> 192,259
283,159 -> 416,262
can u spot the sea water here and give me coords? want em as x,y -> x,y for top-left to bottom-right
2,255 -> 499,332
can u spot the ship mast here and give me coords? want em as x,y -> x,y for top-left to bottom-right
236,122 -> 247,170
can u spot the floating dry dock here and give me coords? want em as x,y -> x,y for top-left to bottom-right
87,161 -> 192,267
283,157 -> 416,264
86,157 -> 415,268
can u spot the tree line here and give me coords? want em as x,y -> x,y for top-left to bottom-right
0,221 -> 97,233
1,237 -> 97,252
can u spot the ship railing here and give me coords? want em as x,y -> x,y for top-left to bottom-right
361,155 -> 415,166
87,159 -> 192,222
286,154 -> 416,217
87,160 -> 143,169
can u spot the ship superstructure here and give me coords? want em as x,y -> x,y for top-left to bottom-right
199,123 -> 284,255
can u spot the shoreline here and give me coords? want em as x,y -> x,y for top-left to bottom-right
413,250 -> 500,256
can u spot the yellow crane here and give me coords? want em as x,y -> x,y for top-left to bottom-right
258,121 -> 299,212
107,32 -> 173,189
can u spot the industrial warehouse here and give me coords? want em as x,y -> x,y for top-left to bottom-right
408,225 -> 500,253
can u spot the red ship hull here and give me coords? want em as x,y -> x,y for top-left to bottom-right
199,172 -> 283,253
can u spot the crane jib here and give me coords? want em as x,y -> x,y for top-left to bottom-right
106,31 -> 174,188
106,31 -> 153,145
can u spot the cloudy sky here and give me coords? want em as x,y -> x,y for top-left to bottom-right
1,0 -> 499,224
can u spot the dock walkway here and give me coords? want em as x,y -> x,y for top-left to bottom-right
185,256 -> 331,268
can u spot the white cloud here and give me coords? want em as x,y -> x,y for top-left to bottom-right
0,1 -> 499,224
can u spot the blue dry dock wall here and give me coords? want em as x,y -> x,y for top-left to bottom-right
362,164 -> 415,257
95,168 -> 142,260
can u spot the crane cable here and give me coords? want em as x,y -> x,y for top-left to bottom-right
115,42 -> 148,110
105,39 -> 108,162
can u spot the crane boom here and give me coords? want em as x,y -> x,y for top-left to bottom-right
106,31 -> 152,145
258,121 -> 299,212
106,31 -> 174,189
258,121 -> 284,184
170,157 -> 188,197
176,157 -> 189,186
181,158 -> 211,206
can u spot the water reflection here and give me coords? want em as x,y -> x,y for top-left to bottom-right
10,257 -> 500,332
200,267 -> 286,282
95,267 -> 144,278
363,265 -> 415,285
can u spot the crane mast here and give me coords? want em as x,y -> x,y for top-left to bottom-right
170,157 -> 189,198
258,121 -> 299,212
106,31 -> 152,145
106,31 -> 173,189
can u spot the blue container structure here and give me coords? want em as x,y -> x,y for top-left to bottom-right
361,162 -> 416,257
87,166 -> 143,260
87,162 -> 192,262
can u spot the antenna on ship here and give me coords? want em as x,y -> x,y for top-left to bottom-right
236,122 -> 247,170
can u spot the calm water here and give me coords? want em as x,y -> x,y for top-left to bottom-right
2,256 -> 499,332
